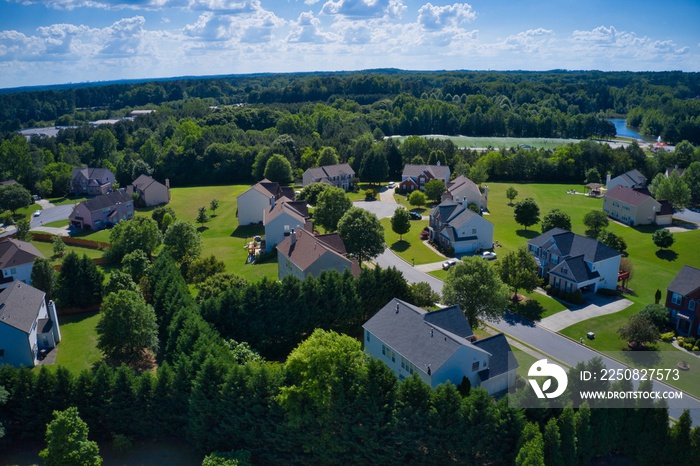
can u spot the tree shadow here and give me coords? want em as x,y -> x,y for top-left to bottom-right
231,225 -> 264,239
502,311 -> 536,327
655,249 -> 678,261
508,299 -> 546,321
515,229 -> 539,239
390,240 -> 410,253
197,226 -> 209,233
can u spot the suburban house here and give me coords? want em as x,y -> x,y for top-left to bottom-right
69,191 -> 134,230
0,281 -> 61,367
666,265 -> 700,337
363,298 -> 517,395
429,200 -> 494,255
527,228 -> 622,294
237,179 -> 296,226
129,174 -> 170,206
665,166 -> 686,178
263,198 -> 312,252
71,167 -> 115,196
398,163 -> 451,193
441,175 -> 488,211
605,169 -> 647,191
302,163 -> 355,191
276,228 -> 360,281
0,239 -> 44,290
603,185 -> 673,226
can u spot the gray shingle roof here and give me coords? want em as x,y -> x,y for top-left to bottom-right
276,228 -> 359,277
402,164 -> 450,181
550,255 -> 600,283
667,265 -> 700,296
472,333 -> 518,378
0,239 -> 44,269
446,175 -> 481,197
79,191 -> 132,212
528,228 -> 620,263
0,281 -> 45,334
305,163 -> 355,179
363,299 -> 490,375
132,174 -> 166,192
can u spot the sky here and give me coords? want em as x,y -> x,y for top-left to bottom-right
0,0 -> 699,89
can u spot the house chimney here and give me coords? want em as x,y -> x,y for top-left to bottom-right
462,198 -> 468,209
270,195 -> 275,208
165,178 -> 170,189
606,173 -> 611,187
483,185 -> 488,200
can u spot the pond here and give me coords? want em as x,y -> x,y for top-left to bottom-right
607,118 -> 652,141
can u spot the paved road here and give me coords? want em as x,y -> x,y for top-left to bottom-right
31,204 -> 75,228
375,248 -> 444,292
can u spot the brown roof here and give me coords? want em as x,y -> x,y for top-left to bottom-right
132,174 -> 167,192
277,229 -> 360,277
446,175 -> 481,196
0,239 -> 44,269
263,199 -> 308,225
604,185 -> 658,207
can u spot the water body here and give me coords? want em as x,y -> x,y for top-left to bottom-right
608,118 -> 651,141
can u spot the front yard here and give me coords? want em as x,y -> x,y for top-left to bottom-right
379,217 -> 444,265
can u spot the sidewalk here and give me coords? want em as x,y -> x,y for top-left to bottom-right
538,294 -> 633,332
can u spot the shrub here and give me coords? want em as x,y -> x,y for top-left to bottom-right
364,189 -> 376,201
685,336 -> 696,346
684,342 -> 694,351
677,337 -> 685,345
571,289 -> 584,304
693,346 -> 699,352
660,332 -> 675,343
544,285 -> 552,295
597,288 -> 620,297
550,288 -> 559,298
565,292 -> 573,302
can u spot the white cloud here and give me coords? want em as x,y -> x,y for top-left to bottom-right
417,3 -> 475,31
321,0 -> 406,19
500,28 -> 554,52
571,26 -> 690,60
288,11 -> 334,43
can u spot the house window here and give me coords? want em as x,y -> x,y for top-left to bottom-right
690,301 -> 696,311
566,282 -> 572,293
381,345 -> 386,356
472,361 -> 479,372
550,254 -> 558,265
366,332 -> 370,342
672,293 -> 683,305
472,228 -> 476,234
10,268 -> 16,275
561,267 -> 567,274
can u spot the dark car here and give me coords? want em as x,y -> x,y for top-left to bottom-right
408,211 -> 422,220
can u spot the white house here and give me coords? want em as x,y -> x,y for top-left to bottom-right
363,298 -> 517,395
237,179 -> 295,226
276,228 -> 360,281
302,163 -> 355,191
605,169 -> 647,191
0,239 -> 44,290
130,174 -> 170,206
263,199 -> 311,252
0,282 -> 61,367
429,200 -> 494,255
527,228 -> 621,294
442,175 -> 488,211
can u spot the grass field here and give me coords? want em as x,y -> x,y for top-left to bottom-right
52,311 -> 102,372
391,135 -> 581,150
31,239 -> 104,265
379,217 -> 444,265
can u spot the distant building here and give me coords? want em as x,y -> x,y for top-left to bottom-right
0,239 -> 44,290
237,179 -> 296,226
363,298 -> 517,395
399,164 -> 451,193
0,282 -> 61,367
302,163 -> 355,191
441,175 -> 488,211
130,175 -> 170,207
429,199 -> 494,255
603,185 -> 672,226
276,228 -> 360,281
69,191 -> 134,230
605,169 -> 647,191
71,166 -> 115,196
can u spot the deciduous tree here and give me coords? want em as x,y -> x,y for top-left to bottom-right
263,154 -> 293,184
506,186 -> 518,205
652,228 -> 674,250
315,186 -> 352,232
442,257 -> 510,329
39,407 -> 102,466
597,230 -> 627,254
151,206 -> 176,232
196,206 -> 209,228
583,210 -> 608,237
337,207 -> 385,265
541,209 -> 571,233
108,217 -> 162,262
408,190 -> 426,206
163,220 -> 202,263
52,235 -> 66,258
360,149 -> 389,185
617,314 -> 659,348
317,146 -> 339,166
424,179 -> 445,203
650,171 -> 691,210
210,198 -> 220,216
498,247 -> 540,301
0,183 -> 33,213
390,207 -> 411,241
15,218 -> 31,241
298,182 -> 331,206
513,198 -> 540,230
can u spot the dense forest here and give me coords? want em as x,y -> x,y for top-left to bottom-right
0,70 -> 699,201
2,254 -> 699,465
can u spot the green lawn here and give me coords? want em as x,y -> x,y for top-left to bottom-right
512,347 -> 540,379
31,240 -> 104,265
379,217 -> 444,265
52,311 -> 103,372
43,219 -> 69,228
392,135 -> 581,150
346,183 -> 383,202
393,192 -> 434,214
46,195 -> 86,206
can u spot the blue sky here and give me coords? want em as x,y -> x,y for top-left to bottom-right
1,0 -> 698,89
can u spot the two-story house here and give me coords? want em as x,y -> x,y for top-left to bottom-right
429,200 -> 494,255
0,239 -> 44,290
398,163 -> 451,193
603,185 -> 673,226
527,228 -> 621,294
130,174 -> 170,207
237,179 -> 296,226
276,228 -> 360,281
71,167 -> 115,196
69,191 -> 134,230
263,198 -> 312,252
0,281 -> 61,367
441,175 -> 488,211
302,164 -> 355,191
363,298 -> 517,395
605,169 -> 647,191
666,265 -> 700,337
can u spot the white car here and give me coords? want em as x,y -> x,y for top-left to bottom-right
388,181 -> 395,188
481,251 -> 497,260
33,210 -> 41,217
442,259 -> 458,270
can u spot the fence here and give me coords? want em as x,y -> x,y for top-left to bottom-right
31,232 -> 110,250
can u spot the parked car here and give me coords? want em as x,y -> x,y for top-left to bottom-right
408,211 -> 422,220
33,210 -> 41,217
481,251 -> 497,260
388,181 -> 395,188
442,259 -> 458,270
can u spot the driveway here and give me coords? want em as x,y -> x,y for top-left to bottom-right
674,207 -> 700,225
538,293 -> 633,332
31,204 -> 75,228
353,198 -> 403,219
